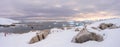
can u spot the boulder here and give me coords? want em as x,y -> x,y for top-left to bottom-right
91,27 -> 98,30
99,23 -> 118,30
72,27 -> 103,43
108,24 -> 118,29
61,27 -> 65,30
29,34 -> 43,44
38,29 -> 50,38
29,29 -> 50,44
89,32 -> 103,42
40,29 -> 50,38
75,28 -> 80,31
99,23 -> 108,30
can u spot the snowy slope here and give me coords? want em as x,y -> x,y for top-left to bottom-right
88,18 -> 120,28
0,18 -> 120,47
0,18 -> 19,25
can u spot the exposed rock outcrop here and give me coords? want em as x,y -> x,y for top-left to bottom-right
50,28 -> 63,33
91,27 -> 98,30
72,26 -> 103,43
99,23 -> 118,30
29,29 -> 50,44
75,28 -> 80,32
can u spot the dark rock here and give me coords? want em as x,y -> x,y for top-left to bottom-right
99,23 -> 118,30
75,28 -> 80,31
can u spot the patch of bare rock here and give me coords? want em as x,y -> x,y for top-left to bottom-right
72,26 -> 103,43
29,29 -> 50,44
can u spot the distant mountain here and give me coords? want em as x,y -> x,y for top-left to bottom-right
0,18 -> 19,25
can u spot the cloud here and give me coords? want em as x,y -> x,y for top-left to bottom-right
0,0 -> 120,21
72,11 -> 120,21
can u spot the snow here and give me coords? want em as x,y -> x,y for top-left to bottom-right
0,18 -> 120,47
0,32 -> 36,47
100,29 -> 120,47
88,18 -> 120,28
50,28 -> 63,33
0,18 -> 19,25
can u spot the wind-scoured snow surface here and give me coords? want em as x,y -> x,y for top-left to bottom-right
0,18 -> 19,25
0,18 -> 120,47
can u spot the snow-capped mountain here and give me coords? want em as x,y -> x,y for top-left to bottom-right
0,18 -> 19,25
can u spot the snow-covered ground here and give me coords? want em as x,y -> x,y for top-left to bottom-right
0,18 -> 19,25
88,18 -> 120,28
0,18 -> 120,47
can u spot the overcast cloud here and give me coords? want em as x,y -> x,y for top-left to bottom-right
0,0 -> 120,21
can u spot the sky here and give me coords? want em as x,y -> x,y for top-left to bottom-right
0,0 -> 120,21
